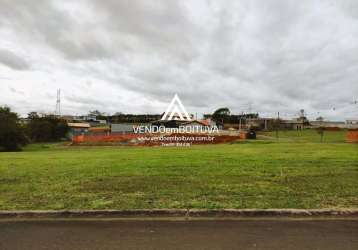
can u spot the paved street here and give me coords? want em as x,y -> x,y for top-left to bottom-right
0,219 -> 357,250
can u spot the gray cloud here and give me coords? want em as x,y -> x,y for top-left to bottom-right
65,94 -> 106,106
0,49 -> 29,70
9,87 -> 24,95
0,0 -> 357,120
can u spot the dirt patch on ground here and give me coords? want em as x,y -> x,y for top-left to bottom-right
72,133 -> 242,146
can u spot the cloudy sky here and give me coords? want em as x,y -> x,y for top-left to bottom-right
0,0 -> 357,120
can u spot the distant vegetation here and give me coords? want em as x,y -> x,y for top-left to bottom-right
205,108 -> 258,125
26,112 -> 69,142
0,107 -> 69,151
0,106 -> 28,151
260,129 -> 347,143
108,114 -> 162,123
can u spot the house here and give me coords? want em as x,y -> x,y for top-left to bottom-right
97,119 -> 107,125
151,119 -> 187,128
281,119 -> 306,130
346,120 -> 358,125
199,119 -> 216,127
247,118 -> 308,131
247,118 -> 276,131
70,115 -> 107,127
88,126 -> 110,135
150,119 -> 214,129
67,122 -> 90,138
309,121 -> 348,129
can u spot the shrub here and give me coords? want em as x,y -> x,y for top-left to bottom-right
0,106 -> 28,151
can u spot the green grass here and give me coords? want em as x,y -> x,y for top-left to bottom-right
0,131 -> 357,210
260,129 -> 347,143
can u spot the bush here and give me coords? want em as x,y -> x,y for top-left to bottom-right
26,113 -> 69,142
0,107 -> 28,151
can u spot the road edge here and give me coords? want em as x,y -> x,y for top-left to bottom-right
0,209 -> 358,219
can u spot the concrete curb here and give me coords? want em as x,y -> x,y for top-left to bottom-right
0,209 -> 188,219
0,209 -> 358,219
189,209 -> 358,218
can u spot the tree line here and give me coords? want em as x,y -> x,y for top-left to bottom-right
0,106 -> 257,151
204,107 -> 258,126
0,107 -> 69,151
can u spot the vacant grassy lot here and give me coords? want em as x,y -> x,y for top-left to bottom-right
260,129 -> 348,143
0,130 -> 357,210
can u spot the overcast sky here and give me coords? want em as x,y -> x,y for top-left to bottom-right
0,0 -> 357,120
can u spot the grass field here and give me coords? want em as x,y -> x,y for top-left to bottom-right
0,130 -> 357,210
260,129 -> 348,143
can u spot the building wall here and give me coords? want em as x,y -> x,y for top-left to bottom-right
111,123 -> 151,133
310,121 -> 358,129
111,123 -> 135,133
346,120 -> 358,125
247,119 -> 303,131
67,127 -> 89,139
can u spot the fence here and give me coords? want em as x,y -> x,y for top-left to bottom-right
347,129 -> 358,143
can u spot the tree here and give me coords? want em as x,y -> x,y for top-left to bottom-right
212,107 -> 231,126
88,110 -> 108,120
27,111 -> 39,120
0,106 -> 28,151
213,107 -> 231,117
316,116 -> 324,122
26,113 -> 69,142
89,110 -> 103,116
88,110 -> 104,117
316,116 -> 325,143
54,121 -> 69,139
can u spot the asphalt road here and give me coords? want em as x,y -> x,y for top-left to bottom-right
0,219 -> 357,250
